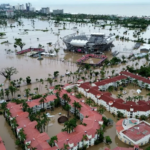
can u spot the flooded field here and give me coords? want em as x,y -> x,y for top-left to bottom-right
0,18 -> 150,150
0,115 -> 21,150
84,58 -> 102,64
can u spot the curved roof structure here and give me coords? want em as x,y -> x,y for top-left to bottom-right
70,40 -> 88,47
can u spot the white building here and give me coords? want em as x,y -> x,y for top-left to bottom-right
116,118 -> 150,146
41,7 -> 50,14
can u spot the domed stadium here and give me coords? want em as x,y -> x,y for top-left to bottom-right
63,32 -> 115,53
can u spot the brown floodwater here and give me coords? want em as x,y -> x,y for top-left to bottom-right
0,18 -> 150,150
45,107 -> 81,138
112,84 -> 150,101
84,58 -> 102,64
0,115 -> 21,150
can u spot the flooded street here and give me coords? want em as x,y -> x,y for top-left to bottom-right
0,18 -> 150,150
0,115 -> 21,150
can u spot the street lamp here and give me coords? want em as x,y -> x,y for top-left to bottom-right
108,101 -> 113,112
85,89 -> 89,97
97,94 -> 101,105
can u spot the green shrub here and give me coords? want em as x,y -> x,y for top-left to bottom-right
32,94 -> 42,100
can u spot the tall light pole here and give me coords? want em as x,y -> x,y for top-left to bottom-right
85,89 -> 89,98
97,94 -> 101,105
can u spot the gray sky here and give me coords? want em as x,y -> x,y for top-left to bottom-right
1,0 -> 150,5
3,0 -> 150,6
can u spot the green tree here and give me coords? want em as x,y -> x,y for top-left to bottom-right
0,67 -> 18,80
24,88 -> 30,100
73,101 -> 82,117
54,71 -> 59,78
49,136 -> 58,147
39,94 -> 48,109
105,136 -> 112,144
14,38 -> 25,50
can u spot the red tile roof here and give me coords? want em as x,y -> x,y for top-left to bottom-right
95,75 -> 127,86
0,137 -> 6,150
7,103 -> 51,150
122,122 -> 150,142
121,71 -> 150,84
116,119 -> 124,133
54,89 -> 103,149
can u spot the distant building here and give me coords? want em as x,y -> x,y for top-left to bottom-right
53,9 -> 63,15
6,10 -> 14,17
41,7 -> 50,14
0,4 -> 10,9
26,3 -> 31,11
19,4 -> 25,10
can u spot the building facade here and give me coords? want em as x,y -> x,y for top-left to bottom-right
41,7 -> 50,14
53,9 -> 63,15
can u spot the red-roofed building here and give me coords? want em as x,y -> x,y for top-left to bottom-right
0,137 -> 6,150
105,145 -> 143,150
116,118 -> 150,147
77,72 -> 150,118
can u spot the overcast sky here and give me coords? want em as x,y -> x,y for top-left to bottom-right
3,0 -> 150,6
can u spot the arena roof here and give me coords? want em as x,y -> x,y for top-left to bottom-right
70,40 -> 88,47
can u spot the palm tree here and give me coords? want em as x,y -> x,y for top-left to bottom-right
111,70 -> 115,76
34,87 -> 38,94
49,136 -> 58,147
122,55 -> 126,62
22,102 -> 29,112
108,86 -> 113,93
117,94 -> 123,99
98,107 -> 105,114
96,128 -> 104,142
10,117 -> 18,136
147,93 -> 150,100
82,134 -> 88,141
54,48 -> 60,56
73,101 -> 82,117
65,104 -> 71,118
41,113 -> 50,131
62,144 -> 69,150
24,88 -> 30,100
47,78 -> 53,86
126,96 -> 132,102
116,81 -> 120,88
9,85 -> 15,99
39,94 -> 48,109
73,86 -> 78,94
18,128 -> 26,143
62,94 -> 70,105
86,98 -> 92,106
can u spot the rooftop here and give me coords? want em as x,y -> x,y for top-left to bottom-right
122,122 -> 150,142
0,137 -> 6,150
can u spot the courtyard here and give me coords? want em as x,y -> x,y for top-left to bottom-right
111,84 -> 150,102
